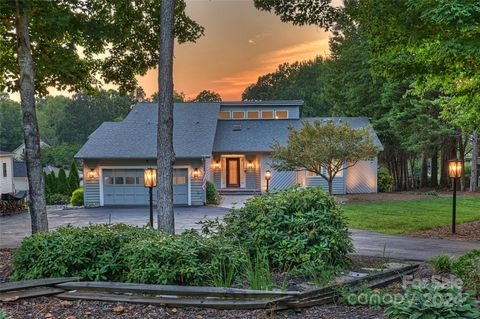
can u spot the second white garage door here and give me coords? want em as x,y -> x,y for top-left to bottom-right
103,168 -> 189,205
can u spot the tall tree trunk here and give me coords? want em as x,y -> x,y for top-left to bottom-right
420,152 -> 428,188
15,0 -> 48,233
430,150 -> 438,188
327,178 -> 333,195
157,0 -> 175,234
470,131 -> 478,192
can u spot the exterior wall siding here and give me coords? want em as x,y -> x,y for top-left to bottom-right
346,158 -> 378,193
305,175 -> 345,195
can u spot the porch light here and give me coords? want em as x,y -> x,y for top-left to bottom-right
144,168 -> 157,228
247,161 -> 253,169
193,168 -> 199,178
265,170 -> 272,192
87,168 -> 97,180
214,161 -> 220,169
448,159 -> 462,234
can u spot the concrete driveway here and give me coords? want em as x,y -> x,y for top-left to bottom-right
1,206 -> 478,261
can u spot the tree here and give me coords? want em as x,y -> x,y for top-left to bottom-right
157,0 -> 175,234
190,90 -> 222,102
0,96 -> 23,151
243,58 -> 330,116
150,90 -> 185,102
41,143 -> 81,167
272,120 -> 379,194
1,0 -> 203,233
57,168 -> 69,196
67,160 -> 80,195
36,96 -> 70,146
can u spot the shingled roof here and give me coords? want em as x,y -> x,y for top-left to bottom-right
75,102 -> 220,159
212,117 -> 383,153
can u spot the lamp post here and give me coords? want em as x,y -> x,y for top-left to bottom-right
144,168 -> 157,227
265,170 -> 272,192
448,159 -> 462,234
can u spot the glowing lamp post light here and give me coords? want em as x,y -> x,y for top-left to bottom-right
265,170 -> 272,192
448,159 -> 462,234
144,168 -> 157,227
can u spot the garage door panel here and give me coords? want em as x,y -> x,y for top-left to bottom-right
103,168 -> 189,206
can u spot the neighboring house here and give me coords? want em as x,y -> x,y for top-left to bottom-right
0,151 -> 15,194
12,140 -> 50,160
13,161 -> 28,192
75,101 -> 383,207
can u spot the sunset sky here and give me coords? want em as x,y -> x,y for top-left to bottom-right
138,0 -> 331,101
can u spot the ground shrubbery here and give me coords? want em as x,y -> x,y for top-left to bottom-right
12,187 -> 353,288
377,166 -> 394,192
205,181 -> 220,205
70,188 -> 84,206
223,187 -> 353,273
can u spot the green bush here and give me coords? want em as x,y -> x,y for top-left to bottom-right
378,166 -> 394,192
451,249 -> 480,296
385,282 -> 480,319
70,188 -> 84,206
46,193 -> 69,205
223,187 -> 353,272
428,254 -> 452,273
206,181 -> 220,205
11,224 -> 162,281
57,168 -> 70,195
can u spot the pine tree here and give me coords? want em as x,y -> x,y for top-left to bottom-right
67,160 -> 80,195
57,168 -> 69,196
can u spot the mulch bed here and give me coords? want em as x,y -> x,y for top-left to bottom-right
408,220 -> 480,241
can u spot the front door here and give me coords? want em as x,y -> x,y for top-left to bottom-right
226,158 -> 240,187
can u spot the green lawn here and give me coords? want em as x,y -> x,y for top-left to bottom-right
341,196 -> 480,235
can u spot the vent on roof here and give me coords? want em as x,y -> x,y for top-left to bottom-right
232,124 -> 242,131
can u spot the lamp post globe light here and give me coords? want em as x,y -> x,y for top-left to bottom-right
144,168 -> 157,227
448,159 -> 462,234
265,170 -> 272,192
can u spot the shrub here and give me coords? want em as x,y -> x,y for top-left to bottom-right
11,224 -> 162,281
206,181 -> 220,205
451,249 -> 480,296
46,193 -> 69,205
428,254 -> 452,273
378,166 -> 394,192
223,187 -> 353,272
385,282 -> 480,319
67,160 -> 81,195
70,188 -> 84,206
57,168 -> 70,195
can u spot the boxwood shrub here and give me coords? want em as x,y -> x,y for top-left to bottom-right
70,188 -> 84,206
223,186 -> 353,272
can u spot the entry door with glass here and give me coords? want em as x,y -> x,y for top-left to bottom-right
226,158 -> 240,187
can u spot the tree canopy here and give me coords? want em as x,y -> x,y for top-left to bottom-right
190,90 -> 222,102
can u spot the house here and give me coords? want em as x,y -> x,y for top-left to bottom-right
75,101 -> 382,206
12,139 -> 50,160
0,152 -> 28,194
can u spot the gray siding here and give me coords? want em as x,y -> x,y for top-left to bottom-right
191,178 -> 204,205
305,175 -> 345,195
83,174 -> 100,207
346,158 -> 378,193
245,154 -> 259,189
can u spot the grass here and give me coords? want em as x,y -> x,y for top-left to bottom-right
341,196 -> 480,234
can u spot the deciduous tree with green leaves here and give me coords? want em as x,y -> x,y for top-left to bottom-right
272,120 -> 379,194
190,90 -> 222,102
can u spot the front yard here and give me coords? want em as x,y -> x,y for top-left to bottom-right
342,195 -> 480,236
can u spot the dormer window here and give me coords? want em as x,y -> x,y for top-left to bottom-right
232,111 -> 245,119
247,111 -> 259,119
219,111 -> 230,119
275,110 -> 288,119
261,111 -> 274,119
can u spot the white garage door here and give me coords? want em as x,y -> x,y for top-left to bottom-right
103,169 -> 189,205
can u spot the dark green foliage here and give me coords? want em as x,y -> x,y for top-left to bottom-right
0,96 -> 23,151
377,166 -> 394,193
242,58 -> 331,116
70,188 -> 84,207
223,187 -> 353,272
428,254 -> 452,274
385,282 -> 480,319
11,224 -> 162,281
67,161 -> 80,195
206,181 -> 220,205
190,90 -> 222,102
243,248 -> 273,291
45,193 -> 69,205
56,168 -> 69,196
41,144 -> 81,167
451,249 -> 480,296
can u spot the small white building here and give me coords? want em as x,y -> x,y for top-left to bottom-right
12,140 -> 50,160
0,151 -> 15,194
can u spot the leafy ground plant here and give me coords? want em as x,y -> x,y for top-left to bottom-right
385,282 -> 480,319
243,248 -> 274,291
451,249 -> 480,296
428,254 -> 452,274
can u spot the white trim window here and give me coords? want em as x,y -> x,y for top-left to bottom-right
275,110 -> 288,119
